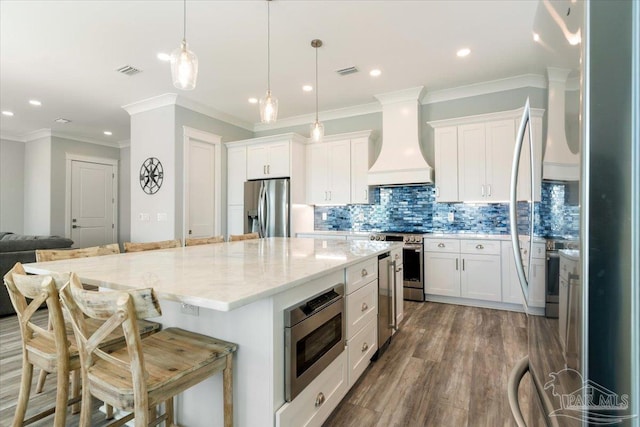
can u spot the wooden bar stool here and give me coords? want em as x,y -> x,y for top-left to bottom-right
185,235 -> 225,246
3,263 -> 161,427
229,232 -> 260,241
60,273 -> 238,427
36,243 -> 121,262
123,239 -> 181,253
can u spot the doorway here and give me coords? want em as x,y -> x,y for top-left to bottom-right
65,155 -> 118,248
183,127 -> 222,242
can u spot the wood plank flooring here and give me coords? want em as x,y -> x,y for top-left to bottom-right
1,301 -> 531,426
323,301 -> 532,427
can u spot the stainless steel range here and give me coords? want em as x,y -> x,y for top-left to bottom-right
369,232 -> 425,302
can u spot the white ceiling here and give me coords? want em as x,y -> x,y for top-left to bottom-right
0,0 -> 542,145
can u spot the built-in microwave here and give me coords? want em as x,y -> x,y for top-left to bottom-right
284,284 -> 345,402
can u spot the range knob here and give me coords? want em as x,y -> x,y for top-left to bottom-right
369,235 -> 375,241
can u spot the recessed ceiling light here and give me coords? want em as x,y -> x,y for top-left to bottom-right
157,53 -> 171,62
533,32 -> 540,42
2,111 -> 14,116
29,100 -> 42,106
103,131 -> 113,136
54,117 -> 71,124
369,69 -> 382,77
302,85 -> 313,92
248,98 -> 258,104
456,48 -> 471,57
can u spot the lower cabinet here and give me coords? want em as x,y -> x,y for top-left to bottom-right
500,240 -> 546,311
424,251 -> 461,296
275,351 -> 348,427
460,253 -> 501,301
391,247 -> 404,326
346,318 -> 377,386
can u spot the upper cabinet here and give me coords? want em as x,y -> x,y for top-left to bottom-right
247,140 -> 291,179
305,131 -> 373,205
429,107 -> 544,203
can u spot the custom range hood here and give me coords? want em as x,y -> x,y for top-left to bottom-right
368,86 -> 433,186
543,67 -> 579,180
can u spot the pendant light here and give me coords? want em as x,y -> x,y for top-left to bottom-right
310,39 -> 324,142
170,0 -> 198,90
259,0 -> 278,123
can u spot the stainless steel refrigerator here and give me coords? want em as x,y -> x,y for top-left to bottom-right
508,1 -> 639,426
243,178 -> 290,238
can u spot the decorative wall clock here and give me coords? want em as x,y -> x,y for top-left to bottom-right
139,157 -> 163,195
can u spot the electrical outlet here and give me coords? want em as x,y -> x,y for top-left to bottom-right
180,303 -> 199,316
321,212 -> 327,221
448,212 -> 455,222
138,213 -> 150,221
157,212 -> 167,222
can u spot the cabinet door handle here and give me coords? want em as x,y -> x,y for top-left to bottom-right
438,243 -> 445,248
361,342 -> 369,352
487,184 -> 492,197
267,164 -> 270,174
328,190 -> 331,201
476,244 -> 484,250
361,268 -> 368,277
435,186 -> 440,198
456,258 -> 458,270
481,185 -> 485,197
315,392 -> 325,407
364,189 -> 368,201
361,302 -> 368,312
263,165 -> 266,175
462,259 -> 465,271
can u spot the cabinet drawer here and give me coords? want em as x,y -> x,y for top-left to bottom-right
531,242 -> 546,259
460,239 -> 501,255
347,318 -> 377,387
346,280 -> 377,340
390,247 -> 402,264
276,351 -> 348,427
424,239 -> 460,253
346,258 -> 378,294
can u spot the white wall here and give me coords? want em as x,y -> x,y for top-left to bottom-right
23,136 -> 51,235
129,105 -> 177,242
0,138 -> 25,233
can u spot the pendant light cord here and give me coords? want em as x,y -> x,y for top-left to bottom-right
267,0 -> 271,92
183,0 -> 187,41
315,46 -> 319,122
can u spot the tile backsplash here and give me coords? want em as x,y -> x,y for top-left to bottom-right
314,182 -> 579,239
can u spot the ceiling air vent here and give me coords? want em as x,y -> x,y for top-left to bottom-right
115,65 -> 142,76
335,66 -> 359,76
54,118 -> 71,124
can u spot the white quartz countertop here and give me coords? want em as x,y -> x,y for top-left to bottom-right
23,237 -> 399,312
296,230 -> 371,237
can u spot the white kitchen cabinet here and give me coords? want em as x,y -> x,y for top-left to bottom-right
500,240 -> 546,311
516,116 -> 543,202
247,140 -> 290,179
528,257 -> 546,308
227,145 -> 247,206
227,204 -> 244,236
350,136 -> 371,204
460,254 -> 502,301
424,251 -> 461,297
433,126 -> 459,202
429,108 -> 544,203
391,247 -> 403,327
306,140 -> 351,204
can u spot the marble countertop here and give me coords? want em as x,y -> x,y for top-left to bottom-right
24,237 -> 399,312
296,230 -> 372,237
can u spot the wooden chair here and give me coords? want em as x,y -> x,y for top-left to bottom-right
3,263 -> 161,427
60,273 -> 237,427
185,235 -> 225,246
36,243 -> 121,262
228,232 -> 260,242
123,239 -> 181,253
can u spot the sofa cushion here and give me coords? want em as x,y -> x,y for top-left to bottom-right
0,234 -> 74,253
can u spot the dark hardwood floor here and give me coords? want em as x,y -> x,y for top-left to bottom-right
323,301 -> 532,427
1,301 -> 530,427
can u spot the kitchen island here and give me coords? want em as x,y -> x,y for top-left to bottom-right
24,237 -> 398,427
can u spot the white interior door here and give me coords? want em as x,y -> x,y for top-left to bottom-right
183,127 -> 222,241
70,160 -> 116,248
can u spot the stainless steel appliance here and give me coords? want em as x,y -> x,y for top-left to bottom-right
284,284 -> 345,402
507,1 -> 639,425
243,178 -> 290,238
370,232 -> 425,302
377,253 -> 397,356
544,239 -> 579,318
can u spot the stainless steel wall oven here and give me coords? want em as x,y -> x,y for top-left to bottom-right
284,284 -> 345,402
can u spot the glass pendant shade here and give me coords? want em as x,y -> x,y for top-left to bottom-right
310,120 -> 324,142
171,40 -> 198,90
260,90 -> 278,123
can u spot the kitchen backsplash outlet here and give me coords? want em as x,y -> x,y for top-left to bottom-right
313,182 -> 579,239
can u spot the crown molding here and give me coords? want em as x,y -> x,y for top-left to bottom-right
23,128 -> 52,142
253,102 -> 381,133
224,132 -> 307,148
121,93 -> 179,116
176,97 -> 254,131
374,86 -> 425,105
318,130 -> 374,144
422,74 -> 547,105
0,131 -> 26,142
428,107 -> 545,128
117,139 -> 131,148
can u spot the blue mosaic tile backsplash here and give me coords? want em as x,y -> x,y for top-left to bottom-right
314,182 -> 579,239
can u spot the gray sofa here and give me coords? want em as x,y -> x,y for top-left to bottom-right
0,232 -> 73,317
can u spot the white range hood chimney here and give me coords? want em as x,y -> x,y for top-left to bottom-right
543,67 -> 579,180
368,86 -> 433,186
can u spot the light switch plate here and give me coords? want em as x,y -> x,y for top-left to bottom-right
321,212 -> 327,221
448,212 -> 455,222
180,303 -> 199,316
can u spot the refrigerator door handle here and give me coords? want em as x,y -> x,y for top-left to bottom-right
509,98 -> 532,313
258,181 -> 267,237
507,355 -> 529,427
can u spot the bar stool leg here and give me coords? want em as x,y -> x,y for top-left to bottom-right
35,369 -> 48,393
223,354 -> 233,427
71,370 -> 81,414
52,361 -> 69,427
12,357 -> 33,427
165,397 -> 175,427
